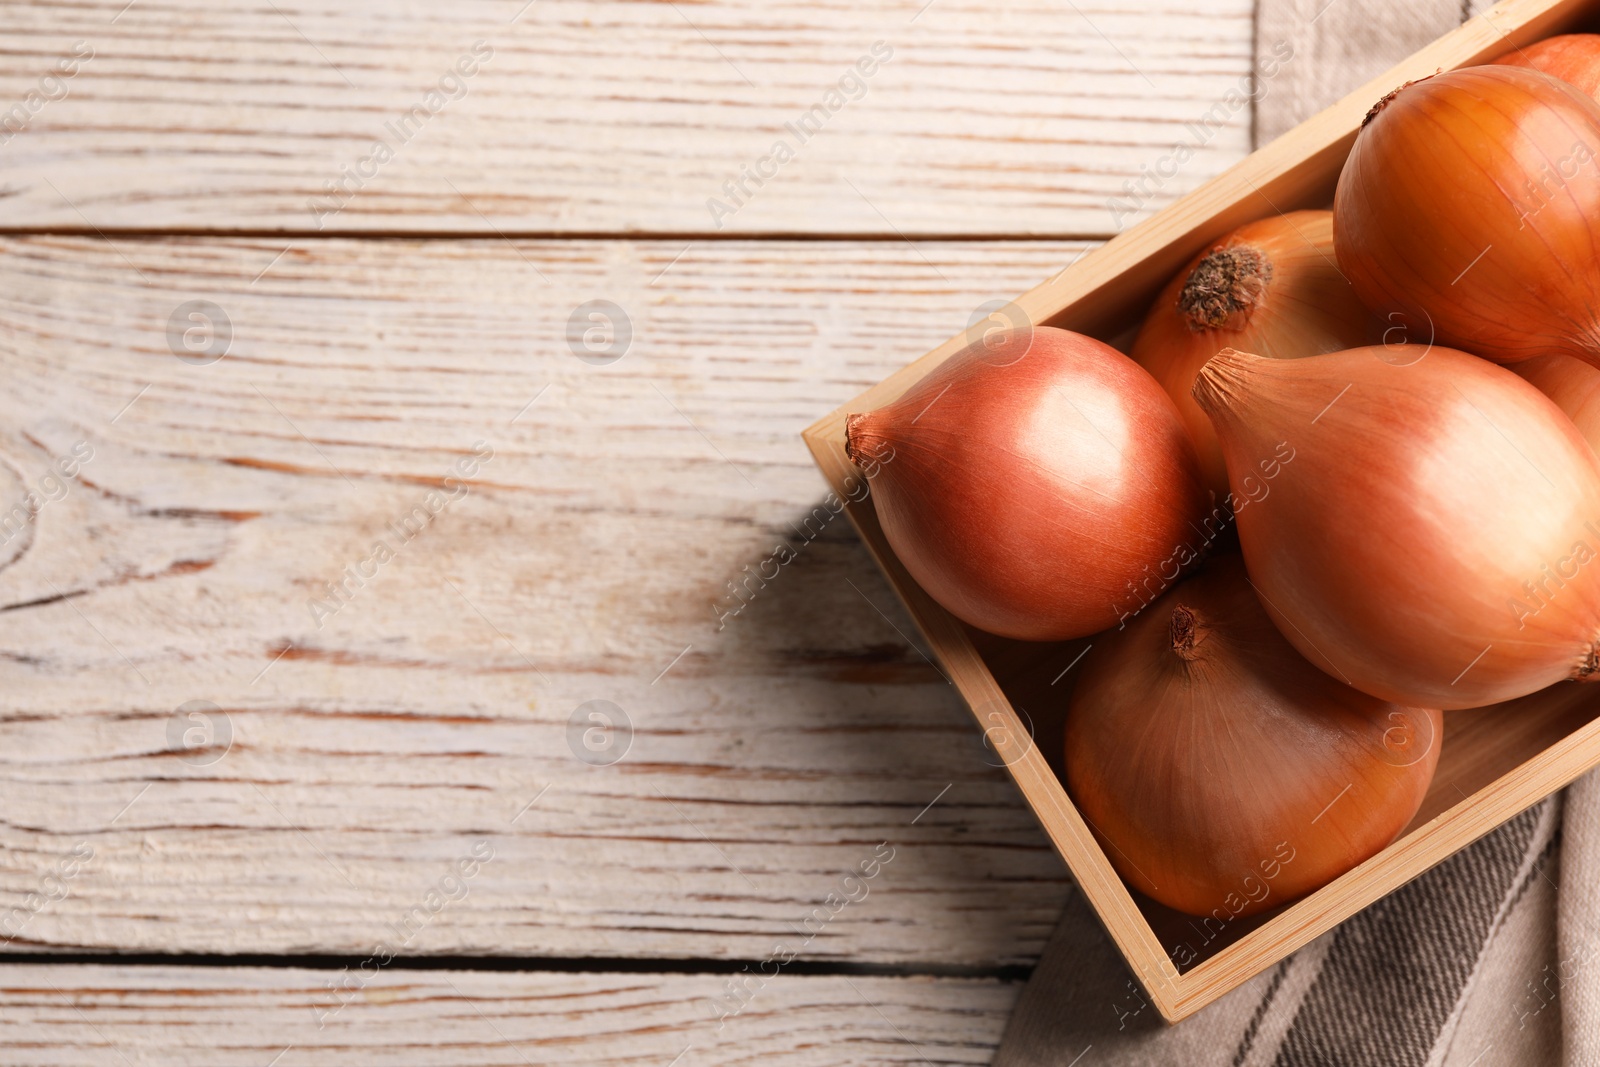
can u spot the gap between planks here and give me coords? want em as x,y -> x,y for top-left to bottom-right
0,226 -> 1118,243
0,951 -> 1034,980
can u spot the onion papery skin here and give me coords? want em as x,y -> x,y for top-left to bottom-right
1494,34 -> 1600,99
1334,66 -> 1600,366
1131,210 -> 1373,496
1065,555 -> 1440,918
1514,355 -> 1600,456
846,326 -> 1209,642
1193,345 -> 1600,709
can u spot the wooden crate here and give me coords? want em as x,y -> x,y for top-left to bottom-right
802,0 -> 1600,1023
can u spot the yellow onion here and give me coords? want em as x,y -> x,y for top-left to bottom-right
1193,344 -> 1600,709
846,326 -> 1209,641
1131,210 -> 1373,495
1334,66 -> 1600,366
1494,34 -> 1600,99
1514,355 -> 1600,455
1066,554 -> 1440,918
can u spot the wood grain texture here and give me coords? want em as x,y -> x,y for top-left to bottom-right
0,964 -> 1018,1065
0,0 -> 1253,235
0,235 -> 1093,963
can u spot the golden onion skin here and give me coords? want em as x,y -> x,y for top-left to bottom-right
1514,354 -> 1600,456
847,327 -> 1209,641
1335,66 -> 1600,366
1195,345 -> 1600,709
1494,34 -> 1600,100
1131,210 -> 1372,496
1065,554 -> 1441,918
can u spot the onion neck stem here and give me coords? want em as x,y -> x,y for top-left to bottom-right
1178,246 -> 1271,332
1170,606 -> 1205,661
1578,639 -> 1600,680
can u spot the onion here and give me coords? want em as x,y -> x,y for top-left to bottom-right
1193,344 -> 1600,709
1065,554 -> 1440,919
1130,210 -> 1373,496
1334,66 -> 1600,366
1494,34 -> 1600,99
1514,355 -> 1600,455
846,326 -> 1209,641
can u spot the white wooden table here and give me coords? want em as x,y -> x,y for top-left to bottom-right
0,0 -> 1463,1061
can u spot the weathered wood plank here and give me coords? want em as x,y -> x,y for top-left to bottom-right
0,964 -> 1019,1065
0,0 -> 1252,235
0,235 -> 1089,964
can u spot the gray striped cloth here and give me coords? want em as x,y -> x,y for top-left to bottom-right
997,2 -> 1600,1062
995,793 -> 1568,1065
